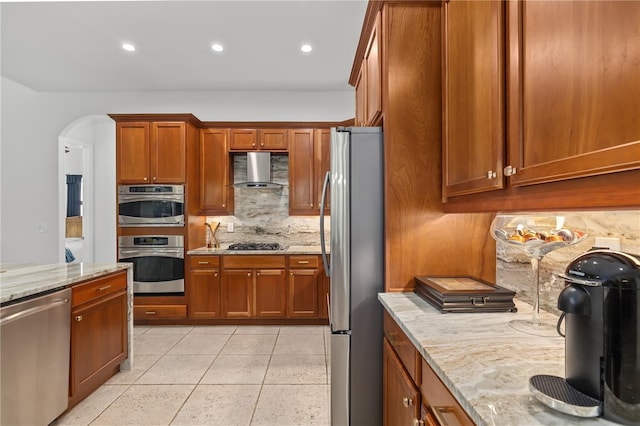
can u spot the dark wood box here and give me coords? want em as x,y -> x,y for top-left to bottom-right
414,276 -> 517,313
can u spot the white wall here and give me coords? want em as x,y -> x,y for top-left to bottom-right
0,76 -> 355,263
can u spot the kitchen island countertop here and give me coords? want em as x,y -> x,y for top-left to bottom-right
188,245 -> 327,255
378,292 -> 615,426
0,262 -> 132,304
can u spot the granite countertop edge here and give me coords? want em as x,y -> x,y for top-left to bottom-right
378,292 -> 614,426
0,263 -> 132,304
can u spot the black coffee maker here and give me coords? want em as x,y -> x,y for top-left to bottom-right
529,249 -> 640,424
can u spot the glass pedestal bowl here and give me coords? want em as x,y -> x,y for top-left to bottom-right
491,214 -> 588,337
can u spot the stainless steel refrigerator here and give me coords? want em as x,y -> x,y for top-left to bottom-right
320,127 -> 384,426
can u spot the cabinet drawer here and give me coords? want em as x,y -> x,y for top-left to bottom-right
189,255 -> 220,269
289,255 -> 319,269
134,305 -> 187,319
421,359 -> 474,426
384,310 -> 420,383
72,272 -> 127,307
223,255 -> 286,269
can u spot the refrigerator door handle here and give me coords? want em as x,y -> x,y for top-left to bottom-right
320,170 -> 331,277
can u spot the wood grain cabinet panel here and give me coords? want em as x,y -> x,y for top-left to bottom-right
442,0 -> 505,197
116,121 -> 186,184
199,128 -> 231,214
365,12 -> 382,126
288,269 -> 319,317
289,129 -> 331,215
355,63 -> 366,127
421,358 -> 474,426
222,269 -> 254,318
383,337 -> 420,426
255,269 -> 287,317
506,0 -> 640,186
229,129 -> 258,151
229,128 -> 289,151
258,129 -> 289,151
69,272 -> 128,408
189,266 -> 221,319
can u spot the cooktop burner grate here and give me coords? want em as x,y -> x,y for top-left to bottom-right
228,242 -> 281,251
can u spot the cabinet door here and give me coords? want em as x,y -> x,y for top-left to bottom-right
421,358 -> 474,426
116,122 -> 150,183
199,128 -> 230,213
258,129 -> 289,151
288,269 -> 319,317
365,12 -> 382,126
150,122 -> 186,183
442,0 -> 505,197
355,63 -> 367,127
70,291 -> 127,403
229,129 -> 257,151
506,0 -> 640,186
384,338 -> 420,426
255,269 -> 287,317
289,129 -> 316,215
222,269 -> 253,317
315,128 -> 331,213
189,269 -> 221,318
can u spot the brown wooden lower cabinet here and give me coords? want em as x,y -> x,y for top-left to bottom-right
383,311 -> 475,426
255,269 -> 287,317
189,255 -> 221,318
222,269 -> 255,317
288,269 -> 319,317
383,337 -> 420,426
69,272 -> 128,408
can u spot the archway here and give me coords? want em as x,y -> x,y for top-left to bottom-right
58,115 -> 116,264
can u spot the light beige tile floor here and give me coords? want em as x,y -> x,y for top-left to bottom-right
53,325 -> 331,426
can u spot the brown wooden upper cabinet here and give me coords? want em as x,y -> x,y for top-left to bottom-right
443,0 -> 639,202
505,0 -> 640,187
442,0 -> 505,198
116,121 -> 186,184
355,11 -> 382,127
289,129 -> 331,215
198,128 -> 232,215
229,128 -> 289,152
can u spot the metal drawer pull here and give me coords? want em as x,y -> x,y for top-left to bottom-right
297,260 -> 310,264
75,315 -> 82,322
413,419 -> 425,426
97,285 -> 112,292
471,296 -> 487,306
144,311 -> 157,315
198,261 -> 210,265
403,397 -> 413,408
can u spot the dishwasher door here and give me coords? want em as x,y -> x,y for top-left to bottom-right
1,288 -> 71,425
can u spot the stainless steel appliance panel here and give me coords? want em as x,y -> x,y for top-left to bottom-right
324,127 -> 384,426
1,288 -> 71,425
118,235 -> 184,294
118,184 -> 184,226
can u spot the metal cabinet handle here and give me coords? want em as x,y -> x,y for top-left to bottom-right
257,272 -> 260,277
487,170 -> 497,179
414,419 -> 425,426
198,261 -> 209,265
403,397 -> 413,408
97,285 -> 112,292
504,165 -> 517,176
297,260 -> 310,264
75,315 -> 82,322
261,142 -> 264,147
144,311 -> 157,315
248,273 -> 251,277
214,272 -> 218,277
222,204 -> 226,207
143,177 -> 148,181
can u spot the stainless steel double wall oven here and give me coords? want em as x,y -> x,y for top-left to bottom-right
117,184 -> 185,295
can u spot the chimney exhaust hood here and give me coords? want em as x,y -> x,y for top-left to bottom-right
234,152 -> 282,189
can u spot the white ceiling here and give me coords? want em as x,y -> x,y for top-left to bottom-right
1,0 -> 368,92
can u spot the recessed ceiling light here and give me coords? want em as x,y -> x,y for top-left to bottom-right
301,44 -> 313,53
122,43 -> 136,52
211,43 -> 224,52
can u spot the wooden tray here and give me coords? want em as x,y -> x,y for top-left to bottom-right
414,276 -> 517,313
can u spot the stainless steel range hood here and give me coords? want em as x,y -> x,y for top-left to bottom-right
234,152 -> 282,188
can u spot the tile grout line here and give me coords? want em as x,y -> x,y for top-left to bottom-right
248,327 -> 280,425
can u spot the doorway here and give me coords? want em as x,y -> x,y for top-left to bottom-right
58,115 -> 116,264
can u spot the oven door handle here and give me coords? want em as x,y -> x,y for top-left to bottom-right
118,249 -> 184,259
118,194 -> 184,203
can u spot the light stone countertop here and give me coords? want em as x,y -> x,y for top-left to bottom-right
0,262 -> 132,304
378,292 -> 615,426
187,245 -> 327,255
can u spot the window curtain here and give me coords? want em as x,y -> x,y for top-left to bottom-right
66,174 -> 82,217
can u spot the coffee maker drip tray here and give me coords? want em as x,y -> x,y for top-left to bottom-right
529,375 -> 601,418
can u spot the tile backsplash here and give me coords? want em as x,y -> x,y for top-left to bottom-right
496,210 -> 640,315
208,154 -> 328,247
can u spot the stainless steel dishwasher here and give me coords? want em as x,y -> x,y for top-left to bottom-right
1,288 -> 71,425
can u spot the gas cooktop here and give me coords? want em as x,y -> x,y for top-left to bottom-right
227,242 -> 281,251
